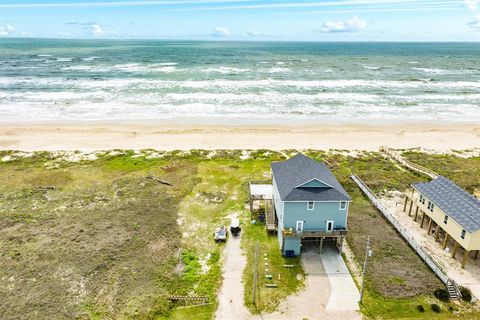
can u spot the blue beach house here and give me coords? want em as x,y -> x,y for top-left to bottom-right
271,154 -> 351,256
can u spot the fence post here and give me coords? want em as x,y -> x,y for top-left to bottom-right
252,241 -> 259,308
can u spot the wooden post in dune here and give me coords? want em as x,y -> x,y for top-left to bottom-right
403,196 -> 408,212
420,212 -> 426,228
442,233 -> 449,250
452,242 -> 459,259
427,217 -> 433,235
435,227 -> 440,242
462,250 -> 470,269
408,200 -> 413,216
414,207 -> 419,221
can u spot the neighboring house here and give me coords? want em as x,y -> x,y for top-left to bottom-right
409,176 -> 480,268
271,154 -> 351,256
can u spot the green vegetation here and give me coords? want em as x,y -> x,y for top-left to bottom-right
460,286 -> 473,303
242,221 -> 304,314
401,149 -> 480,192
0,151 -> 198,319
1,149 -> 479,319
431,303 -> 441,313
434,288 -> 450,302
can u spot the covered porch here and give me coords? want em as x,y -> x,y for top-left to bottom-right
248,181 -> 276,233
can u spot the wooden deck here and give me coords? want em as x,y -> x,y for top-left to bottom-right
282,228 -> 347,238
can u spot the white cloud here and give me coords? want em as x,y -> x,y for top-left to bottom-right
0,24 -> 16,36
468,13 -> 480,30
465,0 -> 480,30
212,27 -> 230,37
246,30 -> 266,37
319,16 -> 367,33
90,24 -> 104,37
465,0 -> 477,11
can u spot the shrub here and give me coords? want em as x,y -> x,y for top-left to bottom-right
460,286 -> 473,303
434,288 -> 450,302
431,303 -> 441,313
416,305 -> 425,312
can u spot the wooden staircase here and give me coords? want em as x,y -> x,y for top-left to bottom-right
446,280 -> 461,300
265,200 -> 277,233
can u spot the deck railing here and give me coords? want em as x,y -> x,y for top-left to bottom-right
379,146 -> 438,179
283,228 -> 347,238
350,173 -> 462,298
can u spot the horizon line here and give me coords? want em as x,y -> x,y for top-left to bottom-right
1,36 -> 480,43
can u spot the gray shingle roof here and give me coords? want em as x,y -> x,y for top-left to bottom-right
412,176 -> 480,233
271,154 -> 350,202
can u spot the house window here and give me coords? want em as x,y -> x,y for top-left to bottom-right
307,201 -> 314,210
444,215 -> 448,224
461,229 -> 466,239
419,194 -> 425,204
339,201 -> 347,210
427,201 -> 435,212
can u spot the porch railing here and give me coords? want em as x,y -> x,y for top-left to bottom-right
283,228 -> 348,238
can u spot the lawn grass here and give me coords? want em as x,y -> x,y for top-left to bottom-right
242,220 -> 305,314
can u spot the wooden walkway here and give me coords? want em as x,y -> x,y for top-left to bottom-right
379,146 -> 438,179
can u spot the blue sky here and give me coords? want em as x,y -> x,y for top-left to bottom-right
0,0 -> 479,41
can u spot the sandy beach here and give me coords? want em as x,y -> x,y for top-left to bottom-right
0,121 -> 478,151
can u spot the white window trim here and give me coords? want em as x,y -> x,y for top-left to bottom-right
307,201 -> 315,211
295,178 -> 334,189
326,220 -> 334,232
339,201 -> 347,210
296,220 -> 304,232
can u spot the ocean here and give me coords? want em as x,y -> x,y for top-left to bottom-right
0,39 -> 479,123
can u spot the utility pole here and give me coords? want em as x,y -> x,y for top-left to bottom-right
360,236 -> 372,304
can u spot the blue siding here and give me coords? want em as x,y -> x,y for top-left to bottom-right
284,201 -> 348,231
283,237 -> 302,256
272,172 -> 349,256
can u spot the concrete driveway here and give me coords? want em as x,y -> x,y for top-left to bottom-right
321,243 -> 360,312
263,242 -> 360,320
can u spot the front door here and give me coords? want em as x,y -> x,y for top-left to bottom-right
296,221 -> 304,232
326,220 -> 334,232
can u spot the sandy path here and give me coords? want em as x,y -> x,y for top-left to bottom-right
0,121 -> 479,151
215,217 -> 250,320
